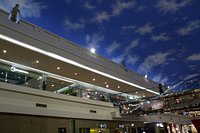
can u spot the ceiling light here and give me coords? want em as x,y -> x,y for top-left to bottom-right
129,96 -> 134,99
3,50 -> 7,53
57,67 -> 60,70
74,72 -> 78,75
136,92 -> 138,94
90,48 -> 96,53
117,86 -> 120,89
145,74 -> 148,78
92,78 -> 95,81
104,82 -> 107,84
106,84 -> 109,88
36,60 -> 39,63
143,95 -> 145,97
51,84 -> 54,87
37,76 -> 42,80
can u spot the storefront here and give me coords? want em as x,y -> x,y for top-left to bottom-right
75,119 -> 142,133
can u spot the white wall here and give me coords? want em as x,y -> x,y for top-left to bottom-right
0,82 -> 119,120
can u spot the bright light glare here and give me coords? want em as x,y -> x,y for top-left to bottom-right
90,48 -> 96,53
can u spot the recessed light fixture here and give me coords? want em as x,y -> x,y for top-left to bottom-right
106,84 -> 109,88
51,84 -> 54,87
131,123 -> 135,127
104,82 -> 107,84
36,60 -> 39,63
3,50 -> 7,53
136,92 -> 138,94
117,86 -> 120,89
74,72 -> 78,76
57,67 -> 60,70
92,78 -> 95,81
143,95 -> 145,97
145,74 -> 148,78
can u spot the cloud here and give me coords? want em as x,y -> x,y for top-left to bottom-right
121,25 -> 136,34
156,0 -> 193,15
111,39 -> 139,65
187,53 -> 200,61
86,33 -> 104,49
125,38 -> 139,53
65,0 -> 71,3
176,20 -> 200,36
151,33 -> 170,42
152,73 -> 168,84
127,55 -> 139,65
152,73 -> 163,83
91,11 -> 110,23
136,23 -> 154,35
138,52 -> 172,73
121,25 -> 136,30
136,5 -> 146,12
111,55 -> 124,64
160,76 -> 169,84
105,41 -> 121,55
63,19 -> 85,31
84,2 -> 95,9
121,25 -> 136,33
112,0 -> 135,16
0,0 -> 46,18
183,73 -> 199,80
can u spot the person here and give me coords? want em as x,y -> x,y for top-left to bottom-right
42,81 -> 46,90
159,83 -> 164,95
10,4 -> 21,23
121,59 -> 128,71
100,95 -> 106,101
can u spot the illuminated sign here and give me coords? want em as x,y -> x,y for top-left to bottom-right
99,123 -> 107,128
118,124 -> 124,128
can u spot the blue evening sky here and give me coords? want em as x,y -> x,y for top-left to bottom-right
1,0 -> 200,91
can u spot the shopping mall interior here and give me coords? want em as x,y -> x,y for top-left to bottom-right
0,8 -> 200,133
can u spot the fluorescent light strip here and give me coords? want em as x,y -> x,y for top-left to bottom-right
0,34 -> 159,95
11,66 -> 29,74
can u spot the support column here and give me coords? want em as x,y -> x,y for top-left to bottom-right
192,119 -> 200,133
168,124 -> 173,133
